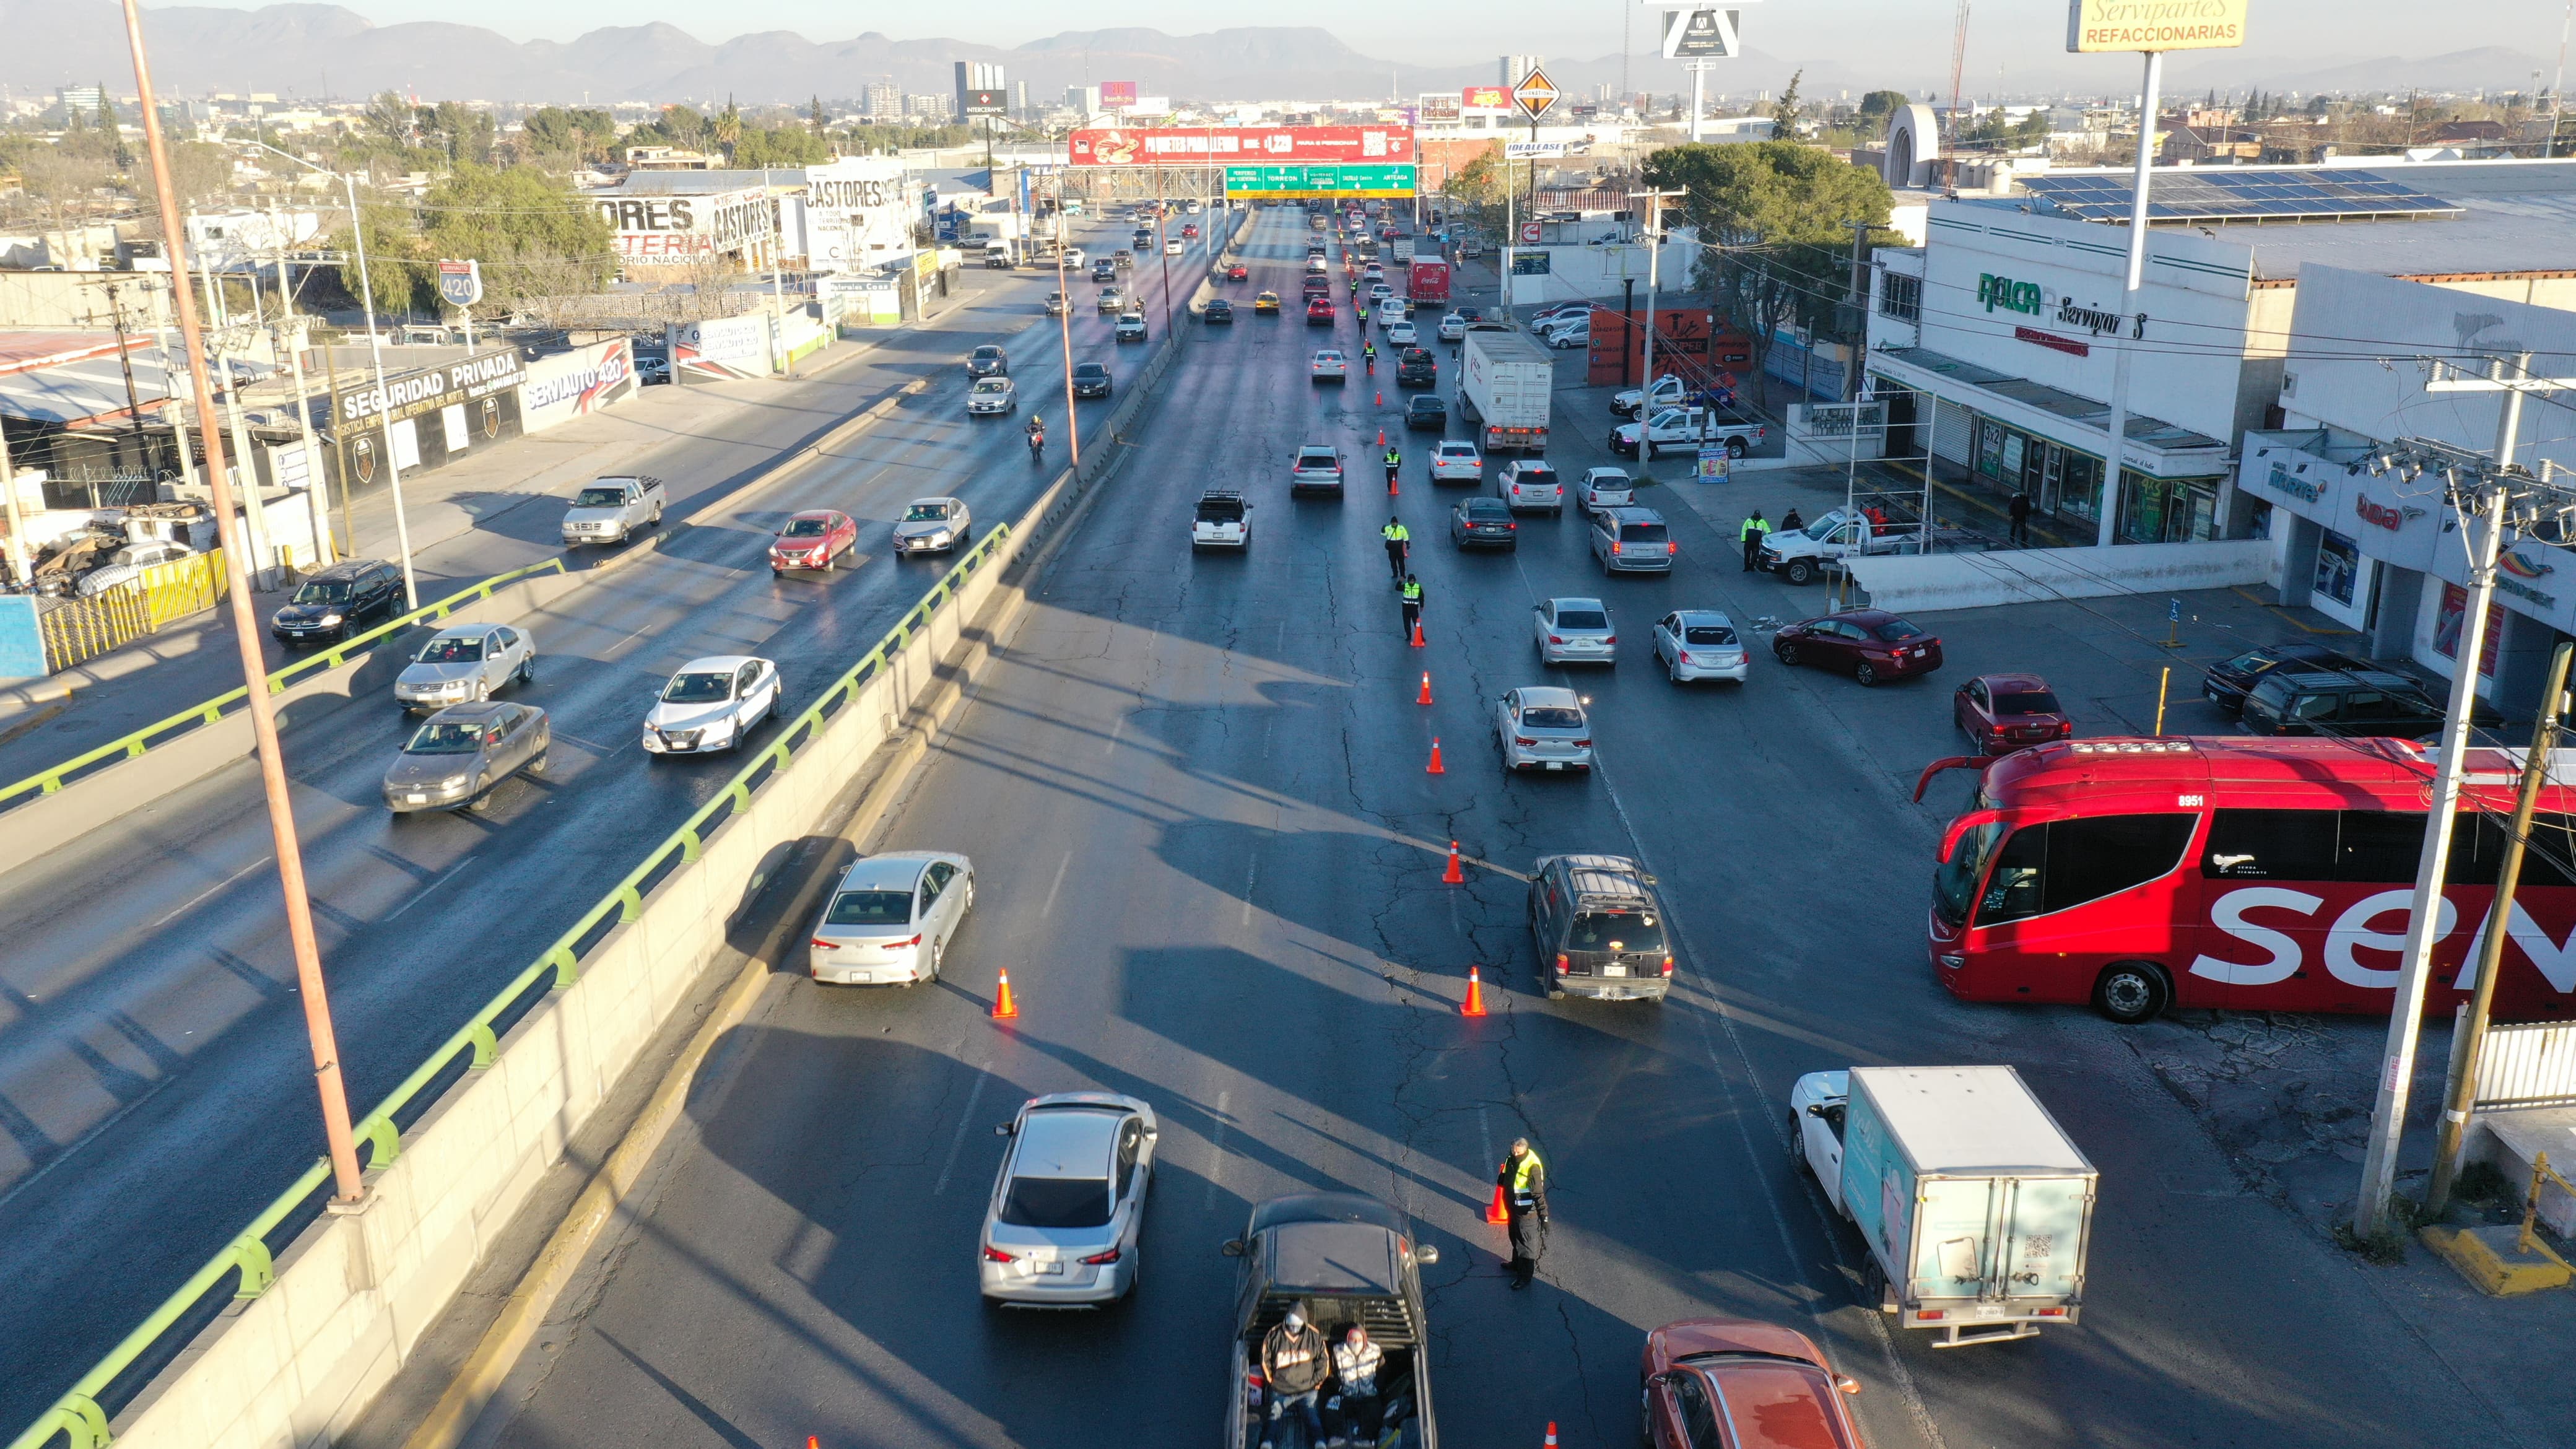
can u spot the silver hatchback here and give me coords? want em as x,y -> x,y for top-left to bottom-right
980,1094 -> 1159,1307
1495,685 -> 1594,772
394,623 -> 534,713
806,851 -> 975,985
1533,597 -> 1616,665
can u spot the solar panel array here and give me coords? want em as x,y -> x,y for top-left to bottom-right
2018,170 -> 2464,224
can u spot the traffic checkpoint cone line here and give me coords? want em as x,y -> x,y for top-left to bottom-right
1461,965 -> 1488,1017
1417,671 -> 1434,705
991,970 -> 1019,1020
1486,1181 -> 1510,1225
1443,841 -> 1465,884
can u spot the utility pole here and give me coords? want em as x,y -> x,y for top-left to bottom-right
116,0 -> 367,1208
2354,355 -> 2576,1241
2092,49 -> 2163,547
271,204 -> 336,560
1052,172 -> 1081,473
1845,219 -> 1871,402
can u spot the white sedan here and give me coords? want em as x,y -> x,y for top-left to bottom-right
1653,610 -> 1751,684
1164,238 -> 1185,255
980,1092 -> 1158,1305
643,655 -> 783,755
1431,440 -> 1484,482
1311,349 -> 1349,382
1063,246 -> 1087,268
1384,321 -> 1419,347
1438,313 -> 1468,341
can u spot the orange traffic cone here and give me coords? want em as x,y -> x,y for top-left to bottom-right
991,970 -> 1019,1020
1417,671 -> 1433,705
1426,738 -> 1446,774
1374,389 -> 1383,406
1461,965 -> 1488,1017
1486,1181 -> 1510,1225
1410,619 -> 1425,648
1544,1424 -> 1560,1449
1377,427 -> 1386,446
1443,841 -> 1465,883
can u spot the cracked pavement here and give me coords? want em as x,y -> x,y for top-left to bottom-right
461,209 -> 2576,1449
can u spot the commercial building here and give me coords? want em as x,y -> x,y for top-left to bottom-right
1501,56 -> 1544,87
955,61 -> 1004,125
863,83 -> 902,121
1863,157 -> 2576,552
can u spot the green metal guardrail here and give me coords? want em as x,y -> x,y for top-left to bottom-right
6,523 -> 1011,1449
0,559 -> 573,813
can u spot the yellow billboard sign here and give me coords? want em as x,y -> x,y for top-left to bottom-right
2066,0 -> 2248,53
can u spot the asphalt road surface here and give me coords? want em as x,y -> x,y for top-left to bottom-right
462,208 -> 2545,1449
0,215 -> 1225,1432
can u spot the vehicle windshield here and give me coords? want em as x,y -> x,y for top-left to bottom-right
1684,624 -> 1738,646
1932,820 -> 2006,927
573,487 -> 629,507
1297,451 -> 1338,467
1196,497 -> 1245,521
1568,910 -> 1664,953
663,672 -> 734,703
1556,608 -> 1608,630
1440,444 -> 1476,457
1996,690 -> 2063,715
416,637 -> 485,663
973,379 -> 1011,393
404,721 -> 485,755
824,889 -> 913,926
782,518 -> 832,537
903,504 -> 952,522
1521,705 -> 1585,729
972,347 -> 1001,359
294,580 -> 352,604
1001,1174 -> 1113,1229
1076,365 -> 1108,378
1620,523 -> 1669,543
1518,468 -> 1557,485
1799,516 -> 1846,540
1873,619 -> 1929,643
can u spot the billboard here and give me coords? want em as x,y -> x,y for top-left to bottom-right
1663,8 -> 1741,59
2066,0 -> 2248,52
962,87 -> 1007,118
1462,85 -> 1509,113
1221,163 -> 1416,199
1416,92 -> 1462,124
521,337 -> 637,433
592,186 -> 770,267
1069,126 -> 1415,166
802,158 -> 913,272
1101,80 -> 1138,108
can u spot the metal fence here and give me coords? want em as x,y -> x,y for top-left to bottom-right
35,552 -> 227,672
2473,1019 -> 2576,1111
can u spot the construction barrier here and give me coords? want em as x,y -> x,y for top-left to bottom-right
31,551 -> 228,673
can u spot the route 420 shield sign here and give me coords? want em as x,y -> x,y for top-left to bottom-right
437,259 -> 484,309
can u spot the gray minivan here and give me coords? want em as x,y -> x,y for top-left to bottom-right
1589,506 -> 1673,574
1526,852 -> 1673,1001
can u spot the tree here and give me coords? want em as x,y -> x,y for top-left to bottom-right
1440,147 -> 1509,235
809,95 -> 827,133
1772,70 -> 1804,134
135,140 -> 233,209
1643,141 -> 1894,407
520,106 -> 616,166
421,166 -> 614,318
364,90 -> 413,146
326,196 -> 427,317
733,123 -> 832,168
16,150 -> 111,267
1856,90 -> 1910,126
715,99 -> 742,162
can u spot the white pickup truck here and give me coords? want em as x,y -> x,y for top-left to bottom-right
560,475 -> 666,547
1608,405 -> 1765,461
1757,505 -> 1921,585
1611,373 -> 1692,419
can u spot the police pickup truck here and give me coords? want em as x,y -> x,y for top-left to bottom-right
1224,1194 -> 1438,1449
1757,506 -> 1923,585
1608,405 -> 1766,461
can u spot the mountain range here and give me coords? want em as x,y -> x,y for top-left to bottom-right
0,2 -> 2552,109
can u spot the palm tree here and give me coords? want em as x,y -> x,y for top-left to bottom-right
715,98 -> 742,162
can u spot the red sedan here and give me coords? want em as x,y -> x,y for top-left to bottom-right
768,510 -> 857,573
1181,223 -> 1200,239
1642,1318 -> 1865,1449
1770,608 -> 1942,687
1227,263 -> 1248,282
1954,672 -> 2073,754
1306,297 -> 1335,325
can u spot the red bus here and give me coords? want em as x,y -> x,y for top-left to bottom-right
1917,736 -> 2576,1024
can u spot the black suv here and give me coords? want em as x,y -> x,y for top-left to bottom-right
271,559 -> 404,645
1395,347 -> 1438,388
1404,393 -> 1447,431
1526,852 -> 1673,1002
1071,362 -> 1113,399
2240,667 -> 2445,739
2200,642 -> 2369,715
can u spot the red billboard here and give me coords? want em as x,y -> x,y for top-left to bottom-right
1462,85 -> 1509,111
1100,80 -> 1138,108
1068,126 -> 1416,166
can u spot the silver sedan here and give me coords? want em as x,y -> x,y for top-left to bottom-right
806,850 -> 975,985
894,497 -> 972,555
394,622 -> 534,713
1533,597 -> 1616,666
642,655 -> 782,756
381,701 -> 549,813
1495,685 -> 1595,772
981,1092 -> 1159,1306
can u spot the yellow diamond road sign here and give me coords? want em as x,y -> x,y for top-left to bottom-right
1510,67 -> 1560,121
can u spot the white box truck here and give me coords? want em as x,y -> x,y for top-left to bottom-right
1790,1065 -> 2096,1347
1458,328 -> 1553,454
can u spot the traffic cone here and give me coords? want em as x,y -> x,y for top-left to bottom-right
1410,619 -> 1425,648
1426,738 -> 1445,774
1388,472 -> 1399,497
1377,427 -> 1386,446
1486,1182 -> 1510,1225
1375,389 -> 1383,406
1417,671 -> 1433,705
1461,965 -> 1488,1017
1544,1424 -> 1559,1449
991,970 -> 1019,1020
1443,840 -> 1464,883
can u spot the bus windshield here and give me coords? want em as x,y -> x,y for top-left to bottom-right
1933,820 -> 2005,928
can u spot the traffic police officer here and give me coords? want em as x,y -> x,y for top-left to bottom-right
1499,1138 -> 1549,1289
1383,445 -> 1403,490
1400,573 -> 1423,637
1381,515 -> 1411,581
1739,508 -> 1770,572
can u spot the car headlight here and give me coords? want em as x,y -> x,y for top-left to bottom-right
438,773 -> 469,790
318,614 -> 344,626
928,530 -> 952,545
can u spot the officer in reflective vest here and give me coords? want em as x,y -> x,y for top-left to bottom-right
1383,446 -> 1403,489
1400,573 -> 1423,637
1499,1138 -> 1549,1289
1739,508 -> 1771,573
1381,516 -> 1410,581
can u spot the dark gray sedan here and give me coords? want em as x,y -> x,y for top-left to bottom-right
1450,497 -> 1517,550
383,701 -> 550,814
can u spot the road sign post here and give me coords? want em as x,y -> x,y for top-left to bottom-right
1644,2 -> 1756,142
436,258 -> 482,347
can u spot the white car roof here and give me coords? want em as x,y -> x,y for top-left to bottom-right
907,496 -> 964,509
672,655 -> 763,674
1585,467 -> 1632,481
1550,597 -> 1606,612
428,622 -> 508,640
1673,609 -> 1736,626
1437,441 -> 1477,453
1314,350 -> 1344,359
1011,1103 -> 1125,1179
835,850 -> 963,893
1518,685 -> 1584,709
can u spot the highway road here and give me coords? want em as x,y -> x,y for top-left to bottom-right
458,207 -> 2552,1449
0,211 -> 1228,1431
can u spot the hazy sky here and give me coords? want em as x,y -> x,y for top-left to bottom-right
176,1 -> 2562,80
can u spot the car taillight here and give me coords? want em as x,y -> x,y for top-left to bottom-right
1080,1247 -> 1123,1265
1661,956 -> 1674,977
1610,541 -> 1622,555
1515,736 -> 1537,746
1555,953 -> 1570,975
1667,541 -> 1678,555
1572,739 -> 1591,749
1604,635 -> 1615,645
2059,720 -> 2074,736
810,938 -> 837,949
1547,635 -> 1564,645
1507,522 -> 1516,529
982,1246 -> 1016,1263
2036,1306 -> 2068,1318
1917,1310 -> 1944,1321
897,934 -> 923,949
1678,651 -> 1692,664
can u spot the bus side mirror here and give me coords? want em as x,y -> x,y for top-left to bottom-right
1414,1244 -> 1439,1265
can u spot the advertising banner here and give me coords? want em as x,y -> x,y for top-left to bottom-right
1221,164 -> 1416,199
1663,8 -> 1741,59
825,274 -> 903,326
593,186 -> 769,267
1462,85 -> 1509,113
669,313 -> 774,383
1070,126 -> 1415,167
337,350 -> 524,427
962,87 -> 1007,117
327,354 -> 523,495
1416,93 -> 1462,124
520,337 -> 637,433
1101,80 -> 1138,109
801,158 -> 913,273
1505,141 -> 1567,159
2065,0 -> 2248,52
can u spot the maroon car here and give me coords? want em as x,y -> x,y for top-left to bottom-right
1641,1318 -> 1865,1449
1772,609 -> 1942,686
1955,672 -> 2073,754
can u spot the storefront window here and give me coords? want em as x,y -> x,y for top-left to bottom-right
2313,529 -> 2360,607
2118,472 -> 2222,544
2432,582 -> 2504,677
1975,418 -> 2006,479
2058,452 -> 2102,526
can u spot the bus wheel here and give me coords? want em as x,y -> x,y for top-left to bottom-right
2092,962 -> 2171,1024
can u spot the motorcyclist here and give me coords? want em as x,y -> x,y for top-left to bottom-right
1025,414 -> 1046,459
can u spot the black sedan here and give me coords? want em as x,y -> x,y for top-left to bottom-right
1204,298 -> 1235,324
2200,642 -> 2370,714
1405,393 -> 1447,432
1450,497 -> 1518,550
1072,362 -> 1113,399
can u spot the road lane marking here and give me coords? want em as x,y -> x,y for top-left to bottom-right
1103,716 -> 1126,757
1240,858 -> 1258,928
148,859 -> 269,930
1041,850 -> 1072,918
933,1066 -> 993,1195
1203,1089 -> 1232,1209
383,855 -> 480,923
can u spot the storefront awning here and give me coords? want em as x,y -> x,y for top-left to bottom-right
1871,345 -> 2230,478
